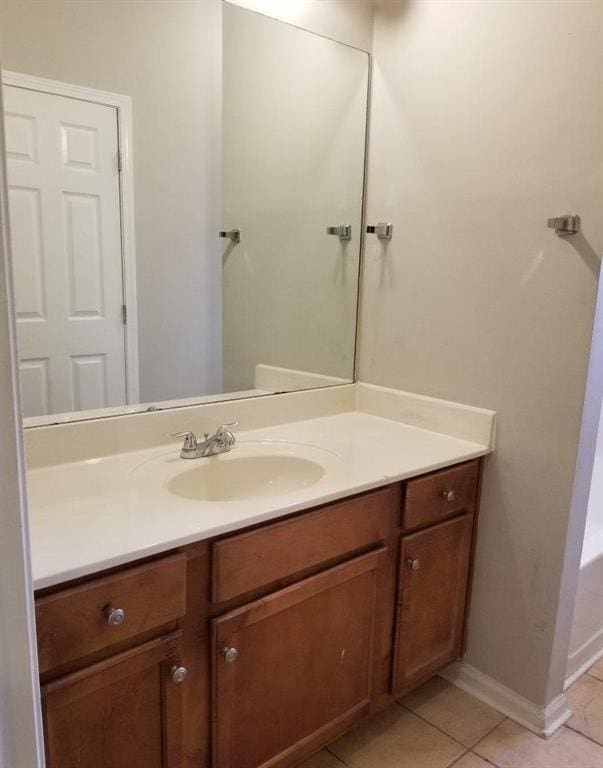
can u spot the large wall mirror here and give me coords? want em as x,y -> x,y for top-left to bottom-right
1,0 -> 368,425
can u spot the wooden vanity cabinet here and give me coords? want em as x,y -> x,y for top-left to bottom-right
209,486 -> 401,768
392,459 -> 481,696
36,553 -> 187,677
34,459 -> 482,768
212,550 -> 384,768
42,632 -> 185,768
392,514 -> 474,694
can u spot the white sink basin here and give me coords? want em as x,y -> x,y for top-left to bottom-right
130,439 -> 343,504
167,454 -> 325,502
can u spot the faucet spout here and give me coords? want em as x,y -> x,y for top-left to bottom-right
171,422 -> 238,459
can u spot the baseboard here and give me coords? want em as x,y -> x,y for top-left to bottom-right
441,662 -> 571,738
565,633 -> 603,690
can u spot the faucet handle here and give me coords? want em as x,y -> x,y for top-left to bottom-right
170,431 -> 198,450
217,421 -> 238,447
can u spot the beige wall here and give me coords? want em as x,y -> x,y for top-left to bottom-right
1,0 -> 223,403
222,3 -> 367,391
360,0 -> 603,706
229,0 -> 374,51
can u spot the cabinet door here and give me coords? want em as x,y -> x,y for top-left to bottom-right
42,632 -> 185,768
212,549 -> 384,768
393,514 -> 473,695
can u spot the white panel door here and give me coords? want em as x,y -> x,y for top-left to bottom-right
4,84 -> 126,417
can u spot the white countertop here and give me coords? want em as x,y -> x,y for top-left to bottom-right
27,410 -> 491,590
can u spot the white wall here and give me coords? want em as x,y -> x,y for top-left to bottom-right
360,0 -> 603,707
0,87 -> 45,767
564,274 -> 603,683
228,0 -> 374,51
582,400 -> 603,554
222,3 -> 367,391
0,0 -> 223,403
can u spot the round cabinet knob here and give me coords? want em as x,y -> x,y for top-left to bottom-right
105,607 -> 126,627
407,558 -> 420,571
441,489 -> 456,503
222,646 -> 239,664
170,665 -> 188,684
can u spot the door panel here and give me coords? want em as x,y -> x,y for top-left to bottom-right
42,633 -> 183,768
393,514 -> 473,694
63,191 -> 105,317
8,185 -> 46,318
4,84 -> 126,417
212,550 -> 383,768
19,357 -> 50,415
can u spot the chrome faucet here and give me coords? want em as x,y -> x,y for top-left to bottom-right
171,422 -> 238,459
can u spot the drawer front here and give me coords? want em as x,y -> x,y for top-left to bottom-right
403,460 -> 479,531
211,485 -> 399,603
36,553 -> 187,675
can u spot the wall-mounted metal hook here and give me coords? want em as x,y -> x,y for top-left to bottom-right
326,224 -> 352,241
366,222 -> 393,240
547,215 -> 580,236
219,229 -> 241,244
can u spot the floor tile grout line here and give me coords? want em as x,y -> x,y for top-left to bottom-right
470,750 -> 501,768
324,745 -> 354,767
310,674 -> 603,768
397,699 -> 507,752
563,721 -> 603,751
445,747 -> 470,767
471,715 -> 509,752
395,700 -> 469,750
565,669 -> 603,752
321,681 -> 603,768
565,722 -> 581,735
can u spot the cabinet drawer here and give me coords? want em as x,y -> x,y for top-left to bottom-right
211,485 -> 399,602
403,460 -> 479,531
36,553 -> 187,675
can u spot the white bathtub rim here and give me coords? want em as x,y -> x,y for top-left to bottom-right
580,527 -> 603,567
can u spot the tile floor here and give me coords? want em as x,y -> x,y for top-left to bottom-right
300,659 -> 603,768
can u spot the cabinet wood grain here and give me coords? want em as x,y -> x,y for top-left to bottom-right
35,459 -> 484,768
403,460 -> 479,531
42,632 -> 184,768
392,513 -> 474,694
212,486 -> 398,602
36,553 -> 187,675
211,549 -> 384,768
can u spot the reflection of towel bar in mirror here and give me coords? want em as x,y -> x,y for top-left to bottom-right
219,229 -> 241,244
5,0 -> 368,426
326,224 -> 352,241
366,222 -> 393,240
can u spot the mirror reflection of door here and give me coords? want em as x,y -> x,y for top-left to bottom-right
1,1 -> 368,424
4,82 -> 129,418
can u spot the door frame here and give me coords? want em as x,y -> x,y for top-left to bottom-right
0,81 -> 46,767
2,70 -> 140,405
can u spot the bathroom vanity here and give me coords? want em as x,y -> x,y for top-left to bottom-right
33,448 -> 483,768
3,3 -> 494,761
